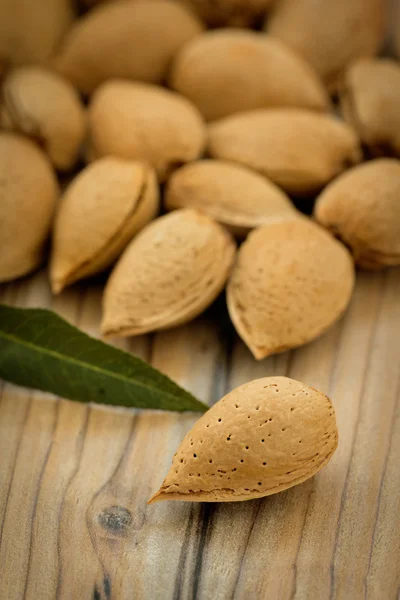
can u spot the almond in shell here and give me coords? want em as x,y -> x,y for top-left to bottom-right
101,209 -> 236,337
88,80 -> 206,182
165,159 -> 300,237
227,219 -> 354,359
0,0 -> 75,66
1,66 -> 86,172
169,29 -> 329,121
53,0 -> 203,95
265,0 -> 386,92
0,133 -> 58,283
208,109 -> 361,195
149,376 -> 338,503
314,159 -> 400,270
50,157 -> 159,293
340,59 -> 400,158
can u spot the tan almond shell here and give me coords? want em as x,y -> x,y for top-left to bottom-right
314,159 -> 400,270
50,157 -> 159,294
1,66 -> 86,172
0,133 -> 59,283
0,0 -> 75,66
265,0 -> 385,92
88,80 -> 206,182
227,219 -> 355,360
169,29 -> 329,121
53,1 -> 203,95
101,209 -> 236,337
340,59 -> 400,158
208,109 -> 361,195
149,376 -> 338,503
164,159 -> 300,237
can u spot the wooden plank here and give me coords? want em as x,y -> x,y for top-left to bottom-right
0,269 -> 399,599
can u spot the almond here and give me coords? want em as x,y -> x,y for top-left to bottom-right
50,157 -> 159,294
208,109 -> 361,195
88,80 -> 206,182
169,29 -> 329,121
1,66 -> 86,172
340,59 -> 400,158
0,133 -> 58,283
227,219 -> 354,359
265,0 -> 386,92
314,159 -> 400,270
149,376 -> 338,503
0,0 -> 75,66
101,209 -> 236,337
53,0 -> 203,95
165,159 -> 300,237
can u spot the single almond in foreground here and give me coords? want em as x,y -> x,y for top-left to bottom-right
149,376 -> 338,503
50,157 -> 159,293
227,219 -> 354,360
101,209 -> 236,337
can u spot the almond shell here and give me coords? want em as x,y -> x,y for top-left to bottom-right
50,157 -> 159,293
169,29 -> 329,121
88,80 -> 206,182
53,0 -> 203,95
1,66 -> 86,171
165,159 -> 300,237
149,376 -> 338,503
208,109 -> 361,195
227,219 -> 355,359
314,159 -> 400,269
0,133 -> 58,283
101,209 -> 236,337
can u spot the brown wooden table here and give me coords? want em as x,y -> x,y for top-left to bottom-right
0,268 -> 399,600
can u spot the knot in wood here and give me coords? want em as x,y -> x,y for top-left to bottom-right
98,506 -> 132,533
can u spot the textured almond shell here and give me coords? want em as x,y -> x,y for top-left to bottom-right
340,59 -> 400,158
314,159 -> 400,270
169,29 -> 329,121
149,376 -> 338,503
208,109 -> 361,194
165,159 -> 300,237
0,133 -> 58,283
0,0 -> 75,66
265,0 -> 385,92
101,209 -> 236,337
53,0 -> 203,95
50,157 -> 159,293
88,80 -> 206,182
1,66 -> 86,171
227,219 -> 354,360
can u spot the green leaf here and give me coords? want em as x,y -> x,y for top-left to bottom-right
0,304 -> 207,412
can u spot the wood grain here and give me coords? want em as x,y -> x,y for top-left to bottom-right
0,268 -> 399,600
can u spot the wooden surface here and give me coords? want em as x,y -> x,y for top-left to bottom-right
0,268 -> 399,600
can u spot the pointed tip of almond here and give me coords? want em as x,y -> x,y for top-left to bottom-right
147,490 -> 166,504
51,280 -> 64,295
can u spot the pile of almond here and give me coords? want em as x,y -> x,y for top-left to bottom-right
1,0 -> 399,502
